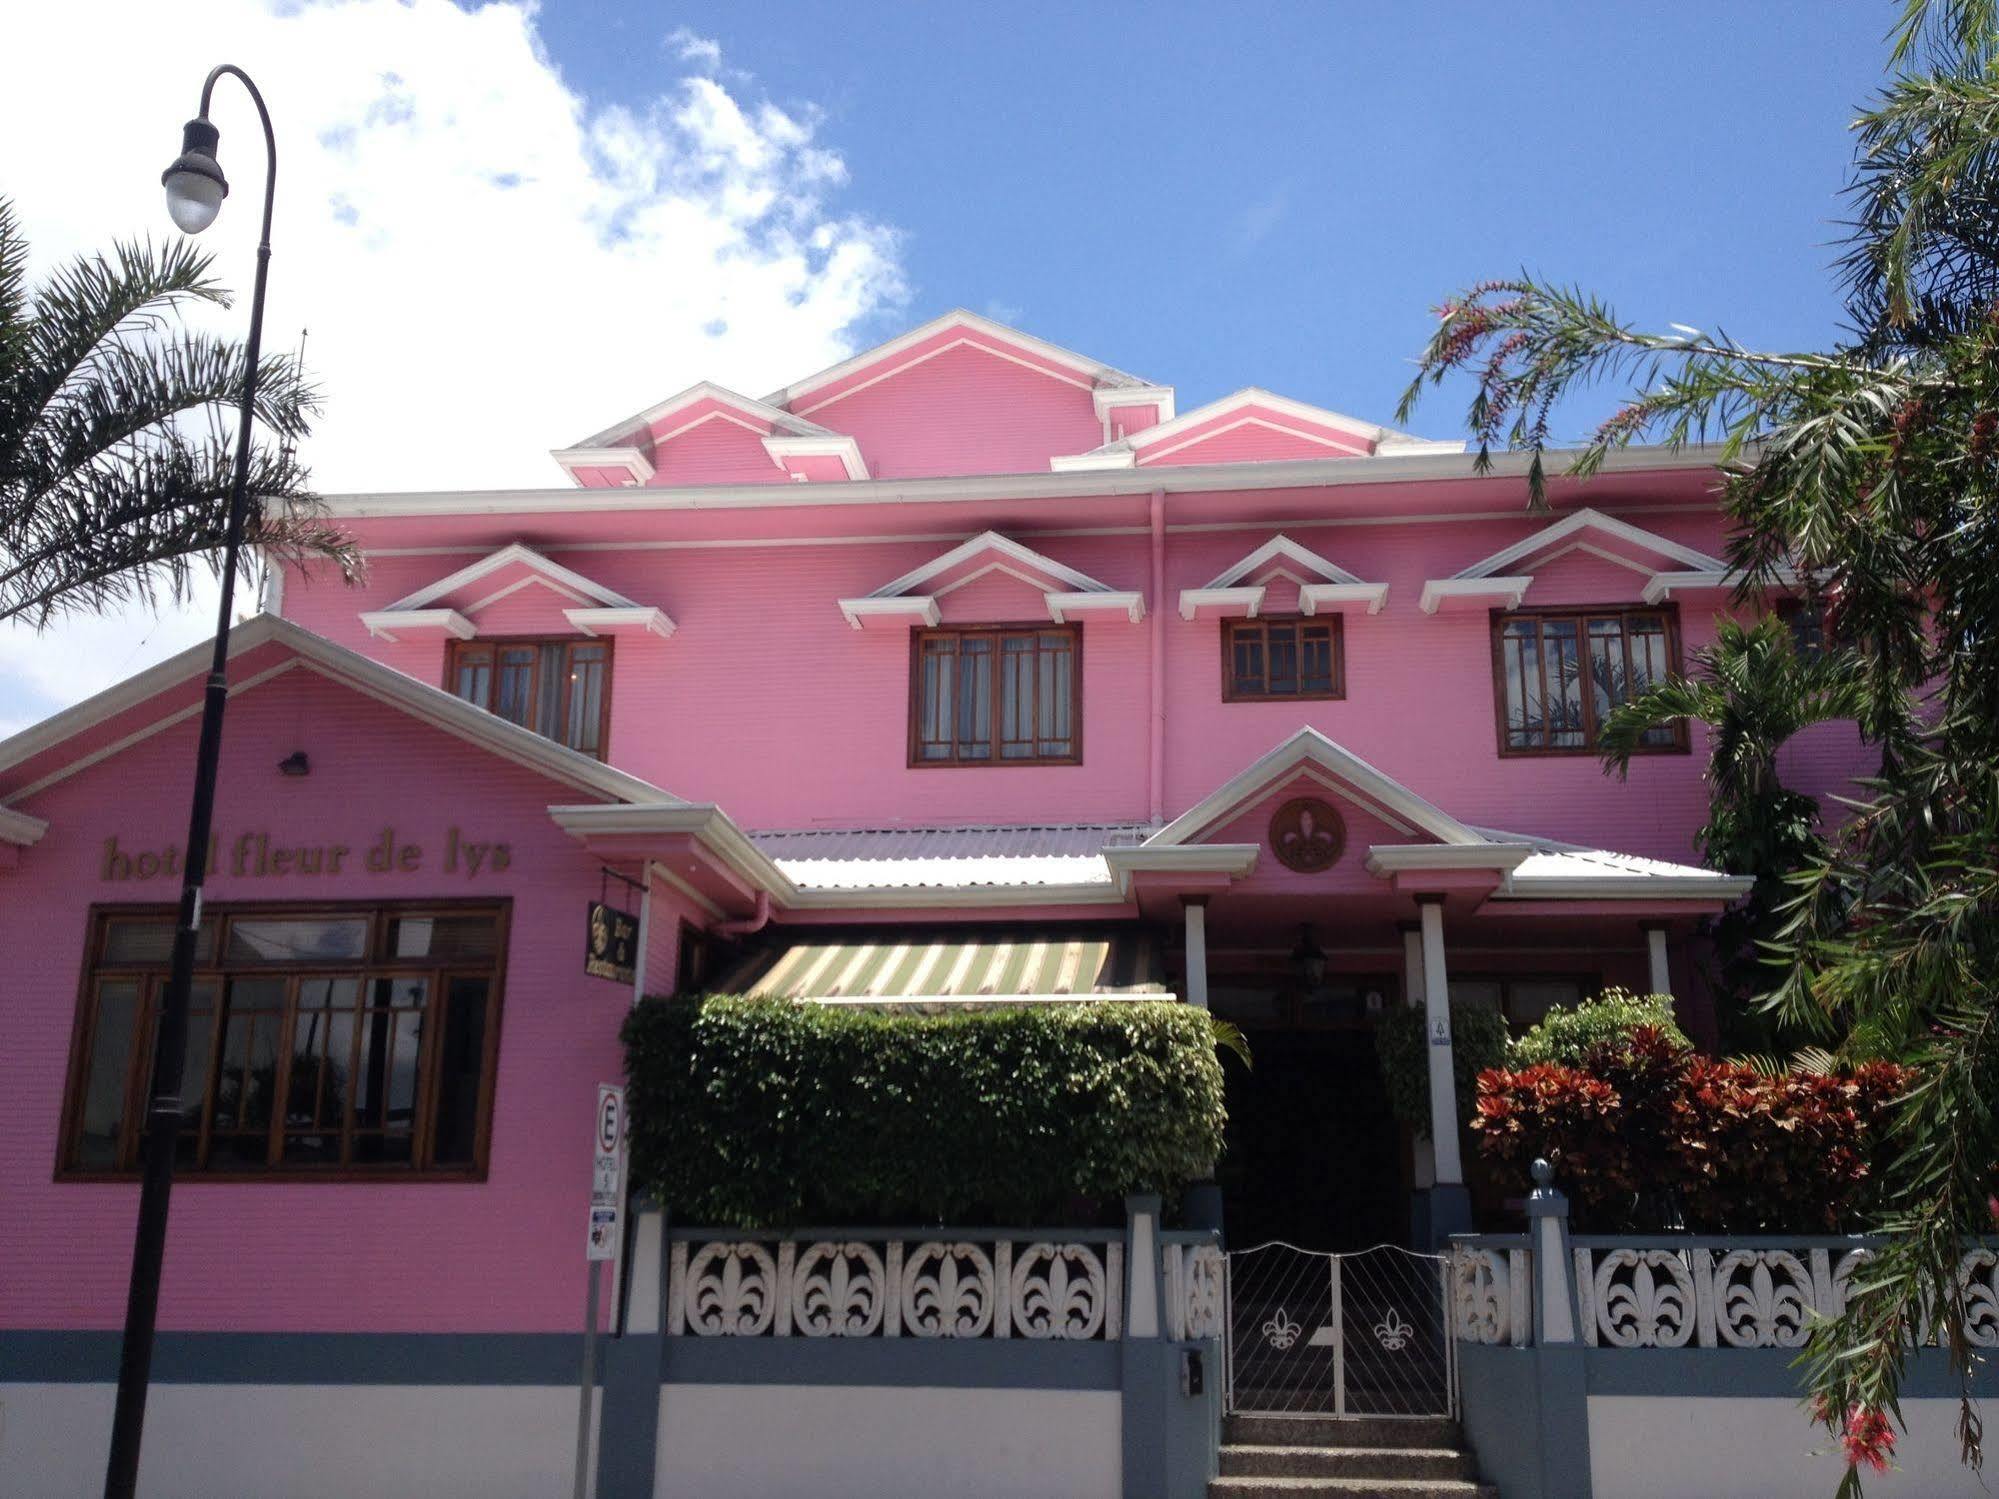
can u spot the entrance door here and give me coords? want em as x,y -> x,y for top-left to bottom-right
1213,979 -> 1404,1252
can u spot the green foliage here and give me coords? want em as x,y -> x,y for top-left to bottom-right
1597,619 -> 1867,1047
1397,0 -> 1999,1475
1474,1028 -> 1909,1233
620,995 -> 1227,1228
1510,987 -> 1689,1067
0,197 -> 358,627
1374,1000 -> 1510,1140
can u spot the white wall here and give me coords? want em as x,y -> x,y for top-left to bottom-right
654,1384 -> 1121,1499
1589,1395 -> 1993,1498
0,1383 -> 593,1499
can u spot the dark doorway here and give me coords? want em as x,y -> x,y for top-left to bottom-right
1214,1017 -> 1404,1253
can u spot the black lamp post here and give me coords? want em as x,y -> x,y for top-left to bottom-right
101,64 -> 277,1499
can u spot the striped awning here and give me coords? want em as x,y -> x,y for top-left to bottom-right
714,929 -> 1169,1005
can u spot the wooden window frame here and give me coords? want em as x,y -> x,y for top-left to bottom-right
1488,604 -> 1689,757
906,621 -> 1084,768
444,636 -> 614,760
1220,614 -> 1346,703
56,899 -> 510,1184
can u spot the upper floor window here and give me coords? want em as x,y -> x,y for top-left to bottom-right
1492,606 -> 1684,755
448,638 -> 610,758
1223,615 -> 1344,702
60,903 -> 507,1180
910,624 -> 1080,766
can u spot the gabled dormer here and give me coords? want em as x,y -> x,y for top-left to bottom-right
551,382 -> 867,488
1053,389 -> 1464,471
761,310 -> 1165,479
360,545 -> 671,760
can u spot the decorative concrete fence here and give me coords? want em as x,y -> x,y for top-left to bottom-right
1447,1165 -> 1999,1499
611,1200 -> 1224,1499
1455,1237 -> 1999,1352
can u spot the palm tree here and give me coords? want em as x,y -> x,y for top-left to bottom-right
1597,614 -> 1869,1045
0,197 -> 358,628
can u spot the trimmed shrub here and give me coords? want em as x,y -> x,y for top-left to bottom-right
1510,986 -> 1690,1067
1472,1026 -> 1908,1232
1375,1000 -> 1512,1139
621,995 -> 1227,1228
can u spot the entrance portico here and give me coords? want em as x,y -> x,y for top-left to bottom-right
1111,727 -> 1752,1247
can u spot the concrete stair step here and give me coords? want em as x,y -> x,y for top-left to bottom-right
1208,1479 -> 1496,1499
1224,1415 -> 1462,1450
1220,1445 -> 1478,1481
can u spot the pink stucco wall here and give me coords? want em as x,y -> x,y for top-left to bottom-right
283,496 -> 1862,866
0,667 -> 627,1333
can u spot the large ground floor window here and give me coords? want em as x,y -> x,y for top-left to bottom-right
60,901 -> 508,1180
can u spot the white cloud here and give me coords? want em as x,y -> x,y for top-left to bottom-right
0,0 -> 905,726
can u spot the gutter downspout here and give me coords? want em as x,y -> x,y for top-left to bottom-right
1148,488 -> 1166,827
715,888 -> 771,937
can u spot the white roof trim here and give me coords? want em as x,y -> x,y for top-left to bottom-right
1150,726 -> 1484,849
862,530 -> 1122,602
762,432 -> 870,481
564,606 -> 676,639
1103,843 -> 1260,895
1178,586 -> 1265,621
549,802 -> 796,903
319,442 -> 1737,520
1207,533 -> 1369,590
1451,507 -> 1728,581
359,608 -> 476,642
1046,590 -> 1145,624
1642,563 -> 1802,605
0,805 -> 49,846
1299,582 -> 1389,615
550,446 -> 654,485
1125,387 -> 1425,453
761,309 -> 1154,410
838,595 -> 942,630
1191,533 -> 1389,614
1093,385 -> 1177,422
566,380 -> 830,452
1364,843 -> 1535,876
1418,576 -> 1533,614
385,543 -> 641,613
0,615 -> 680,810
1050,449 -> 1137,472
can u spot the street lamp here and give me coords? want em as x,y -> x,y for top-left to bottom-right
101,63 -> 278,1499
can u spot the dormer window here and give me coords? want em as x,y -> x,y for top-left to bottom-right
447,638 -> 611,758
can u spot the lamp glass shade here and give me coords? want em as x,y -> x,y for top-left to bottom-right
164,170 -> 224,234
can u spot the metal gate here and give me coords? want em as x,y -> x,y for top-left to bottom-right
1224,1242 -> 1456,1417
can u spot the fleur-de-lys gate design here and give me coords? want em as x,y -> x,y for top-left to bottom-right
1224,1242 -> 1456,1417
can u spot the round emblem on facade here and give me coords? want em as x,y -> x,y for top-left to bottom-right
1269,797 -> 1345,873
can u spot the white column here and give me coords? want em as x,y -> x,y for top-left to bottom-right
1401,921 -> 1435,1188
1182,898 -> 1209,1011
1418,897 -> 1464,1186
1645,925 -> 1672,998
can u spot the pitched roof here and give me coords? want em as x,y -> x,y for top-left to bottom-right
0,614 -> 679,811
760,309 -> 1158,412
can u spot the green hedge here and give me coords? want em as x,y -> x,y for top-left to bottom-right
1511,987 -> 1690,1067
621,995 -> 1227,1228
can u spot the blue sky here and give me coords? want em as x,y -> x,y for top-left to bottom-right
0,2 -> 1895,733
541,0 -> 1885,436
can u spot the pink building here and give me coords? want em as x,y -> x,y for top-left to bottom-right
0,311 -> 1862,1497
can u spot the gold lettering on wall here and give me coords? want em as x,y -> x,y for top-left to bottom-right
98,827 -> 513,882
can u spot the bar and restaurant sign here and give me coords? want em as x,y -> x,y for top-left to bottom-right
584,900 -> 638,984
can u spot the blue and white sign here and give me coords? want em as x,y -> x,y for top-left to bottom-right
587,1083 -> 625,1261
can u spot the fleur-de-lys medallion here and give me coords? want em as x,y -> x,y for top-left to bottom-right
1262,1306 -> 1301,1350
1373,1307 -> 1413,1351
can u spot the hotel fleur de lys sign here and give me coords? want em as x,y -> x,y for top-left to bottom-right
98,827 -> 513,882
